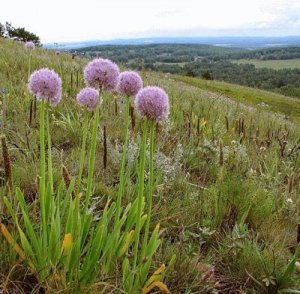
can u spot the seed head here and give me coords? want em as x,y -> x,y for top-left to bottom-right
76,87 -> 100,110
117,71 -> 142,97
28,68 -> 62,106
84,58 -> 119,91
25,41 -> 35,50
135,86 -> 169,122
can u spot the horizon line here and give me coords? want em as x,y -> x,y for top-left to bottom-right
43,35 -> 300,45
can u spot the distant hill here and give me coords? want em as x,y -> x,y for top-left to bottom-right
70,43 -> 300,99
44,36 -> 300,50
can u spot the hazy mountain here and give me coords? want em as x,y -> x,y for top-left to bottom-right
44,36 -> 300,50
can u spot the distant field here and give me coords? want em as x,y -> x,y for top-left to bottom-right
155,61 -> 187,67
233,58 -> 300,69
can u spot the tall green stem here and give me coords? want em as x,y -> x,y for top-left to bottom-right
132,120 -> 148,271
28,53 -> 32,82
39,99 -> 46,245
84,102 -> 100,215
115,97 -> 130,223
141,120 -> 155,257
46,102 -> 53,192
77,111 -> 89,188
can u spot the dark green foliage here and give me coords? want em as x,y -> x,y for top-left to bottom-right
76,43 -> 245,63
232,46 -> 300,60
0,22 -> 5,37
201,70 -> 213,80
4,22 -> 40,45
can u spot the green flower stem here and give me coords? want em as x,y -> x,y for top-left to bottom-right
132,120 -> 148,271
84,102 -> 100,215
77,111 -> 89,188
46,102 -> 53,192
28,53 -> 32,82
141,120 -> 155,258
115,96 -> 130,223
39,99 -> 46,245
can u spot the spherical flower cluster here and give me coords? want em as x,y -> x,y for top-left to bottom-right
28,68 -> 62,105
76,87 -> 100,110
84,58 -> 119,91
135,86 -> 169,122
117,71 -> 143,97
25,41 -> 35,50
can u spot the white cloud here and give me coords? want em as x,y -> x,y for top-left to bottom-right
0,0 -> 299,42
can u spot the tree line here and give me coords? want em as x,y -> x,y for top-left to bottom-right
0,21 -> 40,45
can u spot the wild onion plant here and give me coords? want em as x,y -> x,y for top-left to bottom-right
115,71 -> 142,222
76,87 -> 100,190
1,60 -> 171,293
123,86 -> 171,293
25,41 -> 36,126
25,41 -> 35,81
81,58 -> 119,218
1,68 -> 64,283
0,66 -> 132,289
75,87 -> 101,212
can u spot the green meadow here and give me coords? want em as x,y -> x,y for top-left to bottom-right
1,38 -> 300,293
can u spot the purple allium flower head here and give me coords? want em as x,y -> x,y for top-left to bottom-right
28,68 -> 62,106
25,41 -> 35,50
117,71 -> 143,97
135,86 -> 169,122
84,58 -> 119,91
76,87 -> 100,110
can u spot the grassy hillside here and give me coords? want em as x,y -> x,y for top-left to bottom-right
1,38 -> 300,293
173,74 -> 300,122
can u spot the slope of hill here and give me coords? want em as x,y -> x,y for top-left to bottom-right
44,36 -> 300,50
1,38 -> 300,293
172,75 -> 300,121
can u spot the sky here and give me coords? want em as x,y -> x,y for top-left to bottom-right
1,0 -> 300,43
